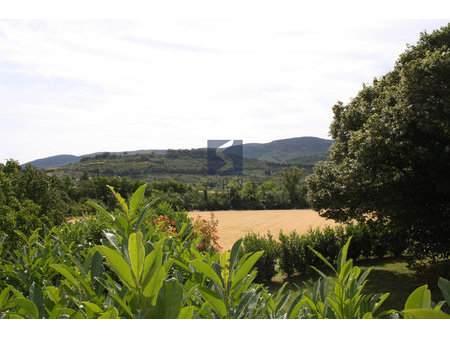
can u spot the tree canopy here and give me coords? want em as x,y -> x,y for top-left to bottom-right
307,24 -> 450,263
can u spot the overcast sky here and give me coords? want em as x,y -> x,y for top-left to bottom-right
0,4 -> 448,163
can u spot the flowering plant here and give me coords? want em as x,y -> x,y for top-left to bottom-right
191,212 -> 222,252
151,215 -> 179,237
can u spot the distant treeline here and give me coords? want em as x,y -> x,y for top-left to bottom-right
46,149 -> 312,184
1,159 -> 309,245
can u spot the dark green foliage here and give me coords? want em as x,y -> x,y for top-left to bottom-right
29,137 -> 332,169
307,24 -> 450,264
0,160 -> 68,247
57,215 -> 111,249
344,223 -> 373,260
278,231 -> 308,276
256,222 -> 410,278
242,233 -> 280,283
0,184 -> 291,319
0,185 -> 448,318
278,227 -> 344,276
280,166 -> 307,207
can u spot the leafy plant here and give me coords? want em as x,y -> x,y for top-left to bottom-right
242,232 -> 280,283
289,238 -> 393,318
191,212 -> 221,252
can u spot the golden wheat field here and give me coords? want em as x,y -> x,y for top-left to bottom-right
188,209 -> 342,250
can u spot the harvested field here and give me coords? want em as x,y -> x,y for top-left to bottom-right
188,209 -> 342,250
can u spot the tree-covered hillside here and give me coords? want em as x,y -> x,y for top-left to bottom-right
44,149 -> 294,184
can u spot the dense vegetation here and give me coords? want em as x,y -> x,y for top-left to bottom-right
1,185 -> 449,319
0,159 -> 310,251
0,160 -> 70,247
1,26 -> 448,320
28,137 -> 332,169
307,24 -> 450,265
45,149 -> 293,184
242,219 -> 410,284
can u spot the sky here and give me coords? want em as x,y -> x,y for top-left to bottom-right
0,2 -> 448,163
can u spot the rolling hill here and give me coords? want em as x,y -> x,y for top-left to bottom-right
26,137 -> 333,169
242,137 -> 334,162
44,149 -> 287,184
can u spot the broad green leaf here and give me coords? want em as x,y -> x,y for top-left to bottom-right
229,238 -> 243,273
87,201 -> 115,221
287,293 -> 305,319
141,240 -> 164,288
98,308 -> 119,319
51,264 -> 96,299
29,283 -> 44,318
172,259 -> 191,272
338,260 -> 353,282
45,286 -> 61,303
95,278 -> 133,318
362,312 -> 373,319
129,184 -> 147,219
135,202 -> 152,232
434,301 -> 446,312
198,287 -> 227,318
7,314 -> 24,319
231,251 -> 264,290
96,246 -> 135,289
404,309 -> 450,319
12,298 -> 39,319
274,282 -> 288,304
190,259 -> 223,287
142,267 -> 166,302
107,185 -> 128,215
0,287 -> 11,307
178,306 -> 195,319
83,302 -> 102,313
274,291 -> 290,314
90,251 -> 104,282
438,277 -> 450,305
337,237 -> 351,273
310,266 -> 331,283
70,311 -> 85,319
404,285 -> 431,311
152,279 -> 184,319
234,272 -> 256,300
371,292 -> 390,314
116,215 -> 130,236
50,264 -> 80,288
309,246 -> 337,275
128,231 -> 145,282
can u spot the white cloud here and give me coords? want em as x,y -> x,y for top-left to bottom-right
0,18 -> 448,163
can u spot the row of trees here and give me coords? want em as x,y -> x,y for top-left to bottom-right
0,160 -> 309,247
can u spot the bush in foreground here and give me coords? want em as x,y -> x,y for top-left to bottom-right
1,184 -> 449,318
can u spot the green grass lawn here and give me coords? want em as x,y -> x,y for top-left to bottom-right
268,258 -> 450,314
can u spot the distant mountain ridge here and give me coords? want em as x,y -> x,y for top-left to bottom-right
26,150 -> 167,169
26,137 -> 333,169
242,137 -> 333,162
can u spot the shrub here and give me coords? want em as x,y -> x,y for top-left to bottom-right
242,232 -> 280,283
278,231 -> 313,276
276,221 -> 407,278
191,212 -> 222,252
57,214 -> 110,249
345,222 -> 372,260
1,184 -> 449,319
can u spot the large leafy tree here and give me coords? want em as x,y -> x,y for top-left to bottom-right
0,160 -> 68,246
280,166 -> 306,207
307,24 -> 450,263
